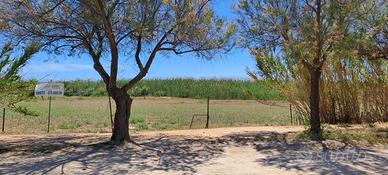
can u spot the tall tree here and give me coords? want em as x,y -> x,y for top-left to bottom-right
0,0 -> 236,144
237,0 -> 386,136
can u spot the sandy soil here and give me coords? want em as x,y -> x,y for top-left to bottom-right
0,126 -> 387,175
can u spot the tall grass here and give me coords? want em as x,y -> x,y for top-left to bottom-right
286,58 -> 388,125
64,79 -> 282,100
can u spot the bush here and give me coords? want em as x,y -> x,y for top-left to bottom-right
58,121 -> 82,129
14,106 -> 39,116
130,118 -> 148,130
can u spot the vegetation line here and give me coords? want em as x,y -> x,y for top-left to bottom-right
63,79 -> 282,100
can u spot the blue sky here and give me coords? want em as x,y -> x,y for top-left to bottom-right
20,0 -> 255,82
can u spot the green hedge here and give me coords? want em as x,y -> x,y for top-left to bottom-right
63,78 -> 282,100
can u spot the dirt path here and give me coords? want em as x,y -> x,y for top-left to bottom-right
0,126 -> 387,175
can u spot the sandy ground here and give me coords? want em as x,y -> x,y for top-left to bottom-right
0,126 -> 387,175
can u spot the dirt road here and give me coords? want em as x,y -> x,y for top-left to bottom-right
1,126 -> 387,174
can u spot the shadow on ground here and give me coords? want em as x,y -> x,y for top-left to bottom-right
0,134 -> 225,174
0,131 -> 387,174
221,132 -> 388,175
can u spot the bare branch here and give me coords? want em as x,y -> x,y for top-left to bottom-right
159,47 -> 215,55
84,40 -> 110,85
39,0 -> 66,17
116,30 -> 135,45
304,0 -> 317,13
121,28 -> 174,91
96,0 -> 118,88
135,35 -> 144,71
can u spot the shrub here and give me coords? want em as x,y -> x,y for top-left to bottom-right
130,118 -> 148,130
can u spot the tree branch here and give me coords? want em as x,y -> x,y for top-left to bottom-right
39,0 -> 66,17
121,28 -> 173,91
97,0 -> 118,89
135,35 -> 144,70
304,0 -> 317,13
116,30 -> 135,44
159,47 -> 214,55
84,40 -> 110,85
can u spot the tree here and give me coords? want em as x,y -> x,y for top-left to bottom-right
0,0 -> 236,144
237,0 -> 387,137
0,43 -> 40,112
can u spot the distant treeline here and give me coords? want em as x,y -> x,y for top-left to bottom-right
63,79 -> 282,100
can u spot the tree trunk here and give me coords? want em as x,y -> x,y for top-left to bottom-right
310,68 -> 322,137
110,89 -> 132,145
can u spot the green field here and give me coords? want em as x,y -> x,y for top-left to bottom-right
2,96 -> 291,134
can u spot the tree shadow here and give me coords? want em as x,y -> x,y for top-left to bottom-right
220,131 -> 388,175
0,131 -> 387,174
0,134 -> 225,174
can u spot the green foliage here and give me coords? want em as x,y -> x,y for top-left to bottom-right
64,80 -> 106,96
130,118 -> 148,131
63,78 -> 282,100
237,0 -> 388,126
0,43 -> 40,113
130,85 -> 150,97
58,121 -> 83,130
1,0 -> 237,96
13,106 -> 39,117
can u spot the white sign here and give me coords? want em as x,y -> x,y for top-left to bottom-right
35,82 -> 64,96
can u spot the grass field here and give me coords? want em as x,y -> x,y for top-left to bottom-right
1,96 -> 291,134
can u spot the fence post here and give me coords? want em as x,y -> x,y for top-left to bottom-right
289,104 -> 293,125
206,96 -> 210,129
47,96 -> 52,133
2,108 -> 5,132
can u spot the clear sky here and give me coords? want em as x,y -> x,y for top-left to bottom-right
20,0 -> 255,82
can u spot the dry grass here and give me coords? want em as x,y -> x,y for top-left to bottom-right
293,123 -> 388,146
324,124 -> 388,146
287,59 -> 387,125
1,96 -> 290,134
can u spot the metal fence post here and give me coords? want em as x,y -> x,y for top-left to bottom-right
47,96 -> 52,133
206,97 -> 210,129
